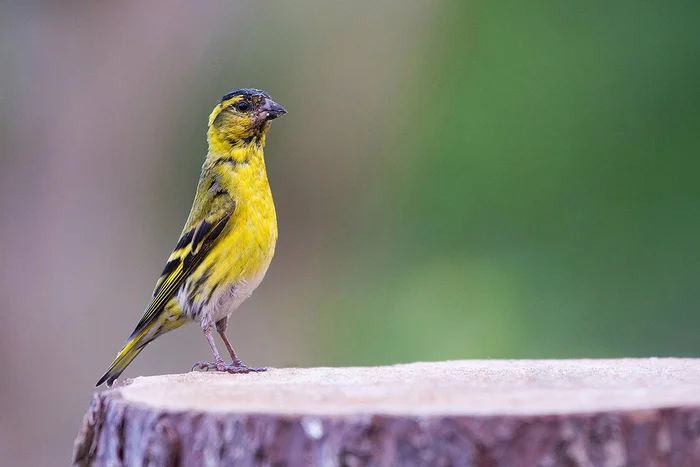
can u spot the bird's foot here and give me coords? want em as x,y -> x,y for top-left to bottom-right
191,359 -> 267,374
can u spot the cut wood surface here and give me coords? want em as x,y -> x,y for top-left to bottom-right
74,359 -> 700,466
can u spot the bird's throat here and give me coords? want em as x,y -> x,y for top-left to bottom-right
207,126 -> 267,156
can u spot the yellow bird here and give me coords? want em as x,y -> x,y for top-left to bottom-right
96,89 -> 287,387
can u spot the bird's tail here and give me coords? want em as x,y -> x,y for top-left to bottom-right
95,327 -> 151,387
96,299 -> 186,387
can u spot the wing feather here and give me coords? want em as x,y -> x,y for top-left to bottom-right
129,209 -> 232,338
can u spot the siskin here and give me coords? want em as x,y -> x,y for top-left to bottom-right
96,89 -> 287,387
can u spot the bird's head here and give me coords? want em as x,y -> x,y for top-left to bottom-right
207,88 -> 287,151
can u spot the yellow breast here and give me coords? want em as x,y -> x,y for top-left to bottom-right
213,150 -> 278,286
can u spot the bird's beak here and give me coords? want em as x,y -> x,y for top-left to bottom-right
260,98 -> 287,120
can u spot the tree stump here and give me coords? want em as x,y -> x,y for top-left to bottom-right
73,359 -> 700,466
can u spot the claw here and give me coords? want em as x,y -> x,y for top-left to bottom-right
190,360 -> 268,374
191,361 -> 215,372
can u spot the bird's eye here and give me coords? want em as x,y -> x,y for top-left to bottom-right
235,101 -> 250,112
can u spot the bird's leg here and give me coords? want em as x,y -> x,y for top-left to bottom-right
191,319 -> 267,373
191,325 -> 226,371
215,316 -> 239,361
215,317 -> 267,373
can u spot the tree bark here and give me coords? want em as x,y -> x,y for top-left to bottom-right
73,359 -> 700,466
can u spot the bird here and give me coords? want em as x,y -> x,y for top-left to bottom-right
96,88 -> 287,387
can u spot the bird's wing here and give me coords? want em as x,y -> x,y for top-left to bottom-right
129,205 -> 233,338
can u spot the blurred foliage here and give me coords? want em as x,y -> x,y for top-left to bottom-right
323,1 -> 700,364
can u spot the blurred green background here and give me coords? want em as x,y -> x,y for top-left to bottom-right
1,1 -> 698,464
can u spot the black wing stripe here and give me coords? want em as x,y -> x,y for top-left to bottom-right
175,227 -> 196,251
191,219 -> 213,255
160,258 -> 180,280
152,258 -> 181,297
